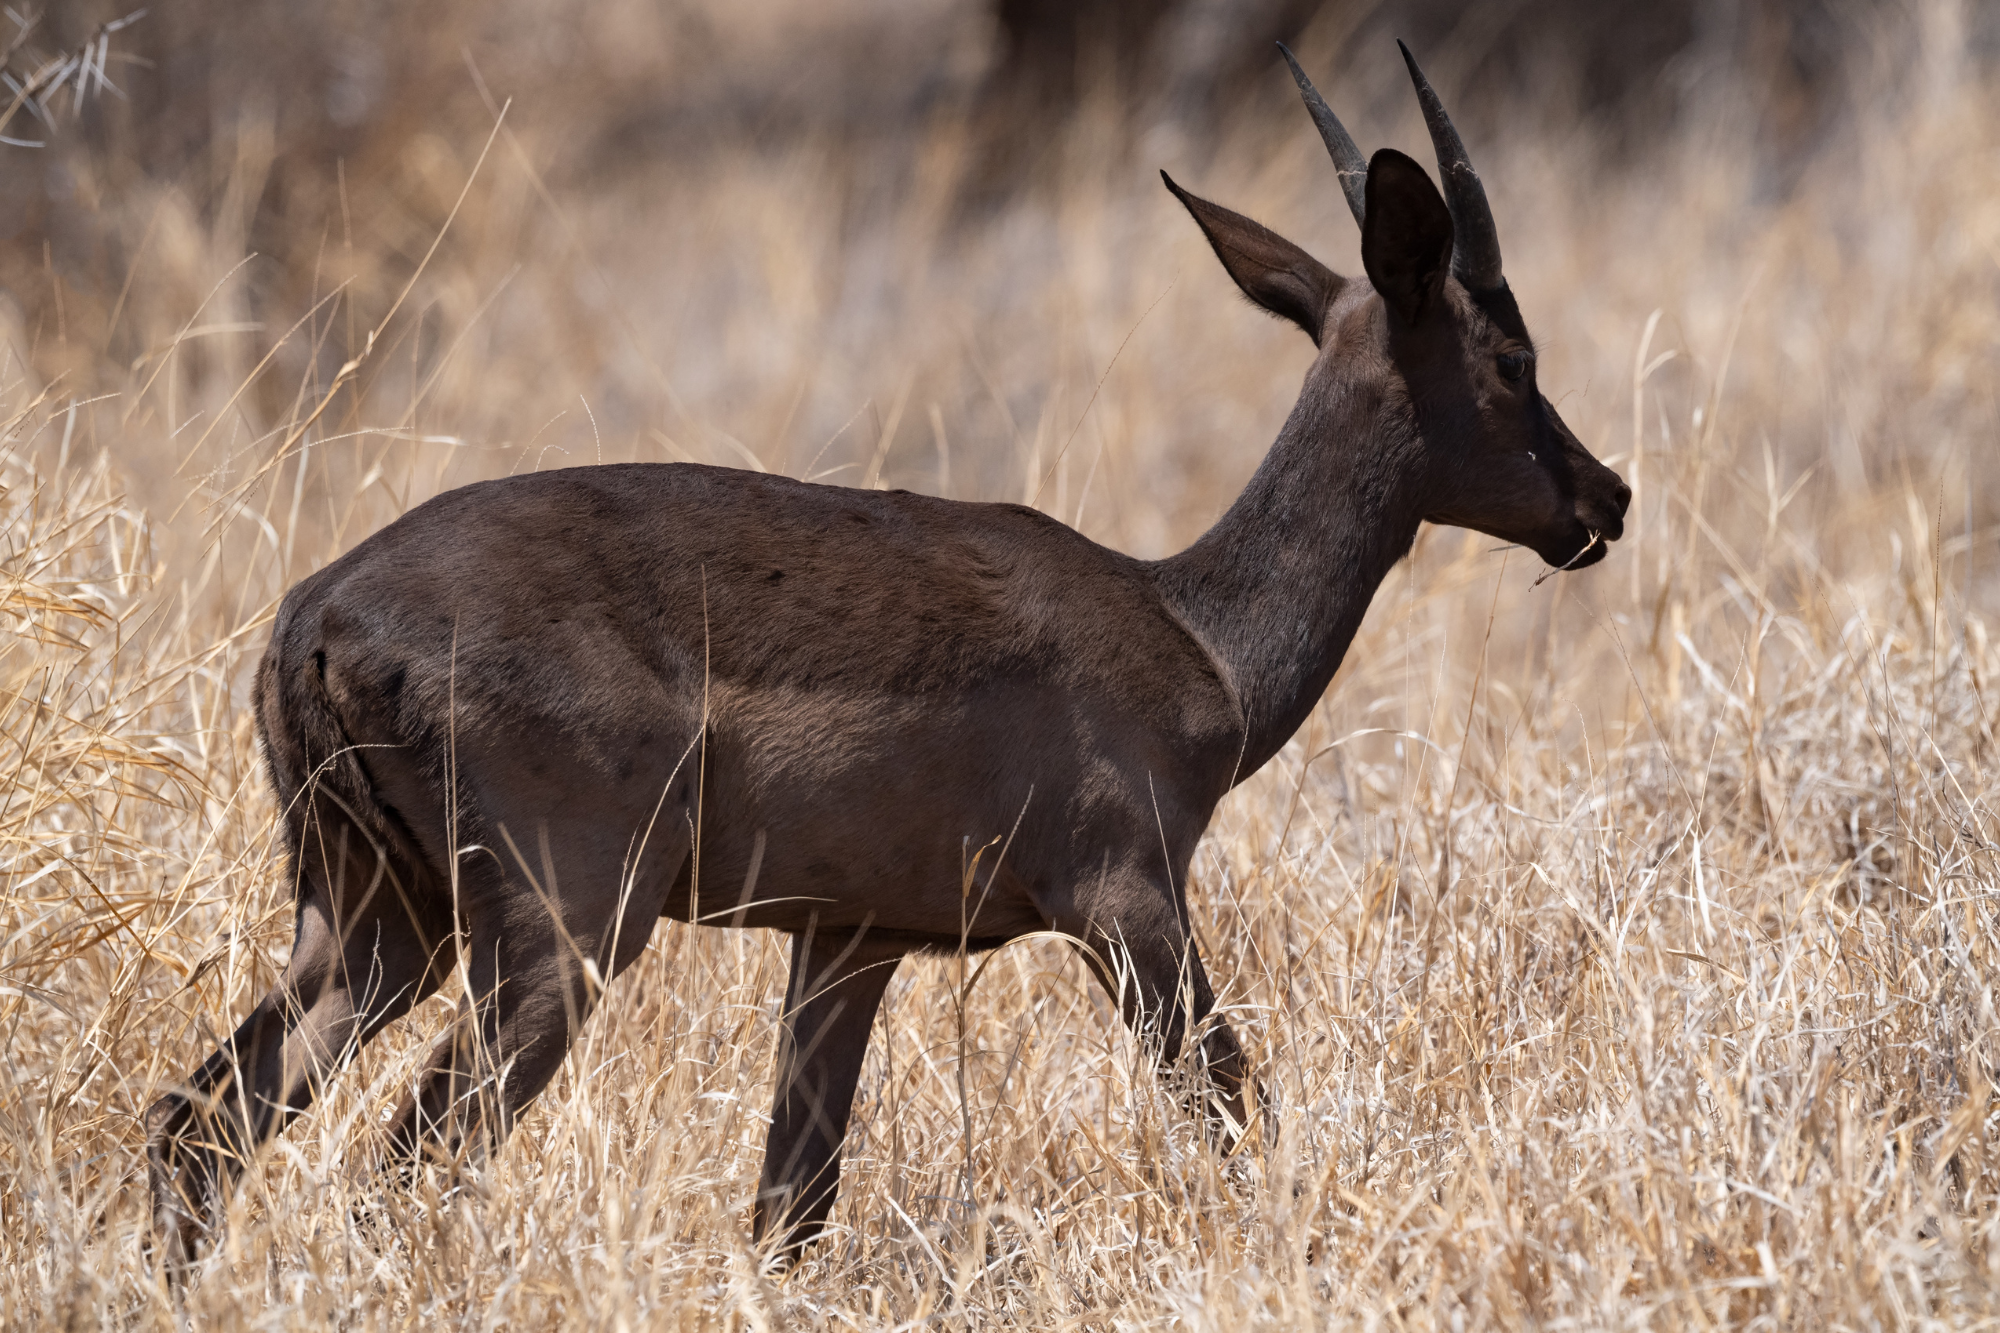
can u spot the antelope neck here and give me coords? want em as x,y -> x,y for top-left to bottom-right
1151,380 -> 1422,782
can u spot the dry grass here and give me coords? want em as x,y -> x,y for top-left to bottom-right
5,2 -> 2000,1326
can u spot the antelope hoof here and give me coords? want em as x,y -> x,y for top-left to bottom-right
144,1095 -> 221,1274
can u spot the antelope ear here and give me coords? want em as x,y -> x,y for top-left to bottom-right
1163,172 -> 1343,347
1360,149 -> 1453,326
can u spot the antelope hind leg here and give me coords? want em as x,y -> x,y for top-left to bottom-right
378,823 -> 681,1186
146,880 -> 447,1268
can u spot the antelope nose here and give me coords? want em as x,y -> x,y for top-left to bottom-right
1613,480 -> 1632,516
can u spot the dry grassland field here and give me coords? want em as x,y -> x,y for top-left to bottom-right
4,1 -> 2000,1327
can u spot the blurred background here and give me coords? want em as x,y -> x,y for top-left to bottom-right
8,0 -> 1997,574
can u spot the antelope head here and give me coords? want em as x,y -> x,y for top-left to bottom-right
1165,42 -> 1630,571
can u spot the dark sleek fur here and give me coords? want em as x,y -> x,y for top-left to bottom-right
146,57 -> 1629,1268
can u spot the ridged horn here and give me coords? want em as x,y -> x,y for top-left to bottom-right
1278,42 -> 1367,229
1397,40 -> 1504,293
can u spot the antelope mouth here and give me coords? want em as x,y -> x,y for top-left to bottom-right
1536,526 -> 1611,576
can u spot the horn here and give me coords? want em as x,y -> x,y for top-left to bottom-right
1278,42 -> 1367,229
1398,40 -> 1504,293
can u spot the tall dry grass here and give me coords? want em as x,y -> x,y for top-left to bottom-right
4,2 -> 1999,1326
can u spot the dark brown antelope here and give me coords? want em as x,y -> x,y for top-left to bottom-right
147,43 -> 1628,1266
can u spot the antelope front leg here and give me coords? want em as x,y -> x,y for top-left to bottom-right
1081,911 -> 1254,1151
754,928 -> 905,1260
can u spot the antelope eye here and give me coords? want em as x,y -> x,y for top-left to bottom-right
1498,350 -> 1531,382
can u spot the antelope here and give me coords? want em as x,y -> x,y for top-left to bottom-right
147,43 -> 1628,1266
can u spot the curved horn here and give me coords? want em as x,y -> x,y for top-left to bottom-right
1278,42 -> 1367,229
1398,40 -> 1504,293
